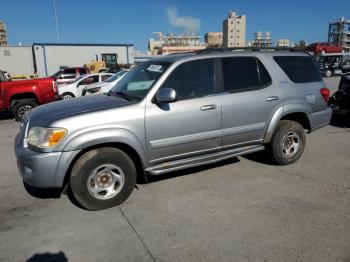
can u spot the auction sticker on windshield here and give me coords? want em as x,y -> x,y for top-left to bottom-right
147,65 -> 164,73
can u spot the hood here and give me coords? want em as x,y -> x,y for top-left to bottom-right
27,94 -> 134,128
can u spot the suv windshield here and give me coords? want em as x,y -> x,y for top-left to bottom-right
110,61 -> 170,100
104,70 -> 128,82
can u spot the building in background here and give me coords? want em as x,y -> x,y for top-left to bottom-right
328,17 -> 350,51
276,39 -> 291,48
0,21 -> 8,46
222,11 -> 246,48
205,32 -> 223,48
148,32 -> 206,55
252,32 -> 273,48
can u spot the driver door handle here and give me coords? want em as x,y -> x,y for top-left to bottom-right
266,96 -> 279,101
200,104 -> 217,111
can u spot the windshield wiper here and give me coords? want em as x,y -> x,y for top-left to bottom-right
113,91 -> 136,101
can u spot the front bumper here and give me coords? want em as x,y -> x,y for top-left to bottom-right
15,134 -> 80,188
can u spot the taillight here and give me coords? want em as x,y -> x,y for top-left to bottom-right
52,80 -> 57,93
320,87 -> 330,103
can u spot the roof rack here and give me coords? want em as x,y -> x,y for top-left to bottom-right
195,47 -> 302,54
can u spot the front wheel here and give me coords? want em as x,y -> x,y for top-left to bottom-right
325,70 -> 332,77
70,148 -> 137,210
12,99 -> 38,121
61,92 -> 75,100
270,120 -> 306,165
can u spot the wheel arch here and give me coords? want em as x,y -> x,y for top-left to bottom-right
10,93 -> 38,107
60,142 -> 147,189
264,105 -> 311,143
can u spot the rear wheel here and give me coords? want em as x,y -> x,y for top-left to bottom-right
270,120 -> 306,165
61,92 -> 75,100
70,147 -> 136,210
12,99 -> 37,121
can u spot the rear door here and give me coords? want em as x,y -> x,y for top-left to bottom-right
145,58 -> 222,162
219,56 -> 280,147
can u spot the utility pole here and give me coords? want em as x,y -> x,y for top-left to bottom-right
53,0 -> 60,42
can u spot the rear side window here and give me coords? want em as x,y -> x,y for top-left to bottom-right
221,57 -> 271,93
274,56 -> 322,83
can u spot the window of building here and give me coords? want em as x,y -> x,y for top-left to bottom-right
162,59 -> 215,100
273,56 -> 322,83
221,57 -> 271,93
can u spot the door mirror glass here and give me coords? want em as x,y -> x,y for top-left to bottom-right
156,88 -> 177,103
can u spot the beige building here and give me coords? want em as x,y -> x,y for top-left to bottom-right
0,21 -> 8,46
148,32 -> 206,55
252,32 -> 273,48
223,11 -> 246,48
277,39 -> 291,47
205,32 -> 223,48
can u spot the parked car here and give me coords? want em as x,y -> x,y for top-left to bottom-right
58,73 -> 113,99
15,51 -> 332,210
0,70 -> 57,121
85,70 -> 129,95
307,42 -> 345,55
51,67 -> 90,86
317,53 -> 350,77
329,74 -> 350,116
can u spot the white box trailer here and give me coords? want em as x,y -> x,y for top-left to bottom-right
33,43 -> 134,76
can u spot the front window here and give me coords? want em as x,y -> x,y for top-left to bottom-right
110,61 -> 170,100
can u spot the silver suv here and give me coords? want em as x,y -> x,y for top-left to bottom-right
15,51 -> 332,210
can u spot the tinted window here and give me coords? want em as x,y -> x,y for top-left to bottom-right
63,68 -> 76,75
80,75 -> 99,85
163,59 -> 215,100
79,68 -> 88,75
101,74 -> 111,81
274,56 -> 322,83
221,57 -> 267,93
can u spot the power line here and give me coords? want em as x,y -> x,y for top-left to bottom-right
53,0 -> 60,42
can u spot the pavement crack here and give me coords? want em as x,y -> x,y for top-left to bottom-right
119,207 -> 156,262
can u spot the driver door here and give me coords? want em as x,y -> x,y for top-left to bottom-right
78,75 -> 99,96
145,58 -> 222,163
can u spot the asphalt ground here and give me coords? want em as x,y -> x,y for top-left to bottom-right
0,77 -> 349,262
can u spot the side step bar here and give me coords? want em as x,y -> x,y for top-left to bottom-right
146,144 -> 265,175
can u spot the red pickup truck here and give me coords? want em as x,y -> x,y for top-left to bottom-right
0,71 -> 57,121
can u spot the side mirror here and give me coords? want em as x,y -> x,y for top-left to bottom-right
155,88 -> 177,103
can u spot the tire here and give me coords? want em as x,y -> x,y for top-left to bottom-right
70,147 -> 136,210
270,120 -> 306,165
61,92 -> 75,100
12,99 -> 37,121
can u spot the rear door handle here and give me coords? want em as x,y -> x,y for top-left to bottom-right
266,96 -> 279,101
200,104 -> 217,111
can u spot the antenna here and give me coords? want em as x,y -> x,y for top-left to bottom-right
53,0 -> 61,42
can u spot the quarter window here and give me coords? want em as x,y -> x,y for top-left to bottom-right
274,56 -> 322,83
162,59 -> 215,100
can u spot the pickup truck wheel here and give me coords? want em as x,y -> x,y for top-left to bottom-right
12,99 -> 37,121
270,120 -> 306,165
61,92 -> 75,99
70,147 -> 136,210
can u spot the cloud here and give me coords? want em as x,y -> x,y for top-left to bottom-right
166,7 -> 201,33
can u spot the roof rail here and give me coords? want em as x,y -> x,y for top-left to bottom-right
195,47 -> 301,54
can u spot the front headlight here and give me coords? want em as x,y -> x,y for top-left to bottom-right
27,127 -> 67,148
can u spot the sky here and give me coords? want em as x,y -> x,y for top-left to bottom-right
1,0 -> 349,51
